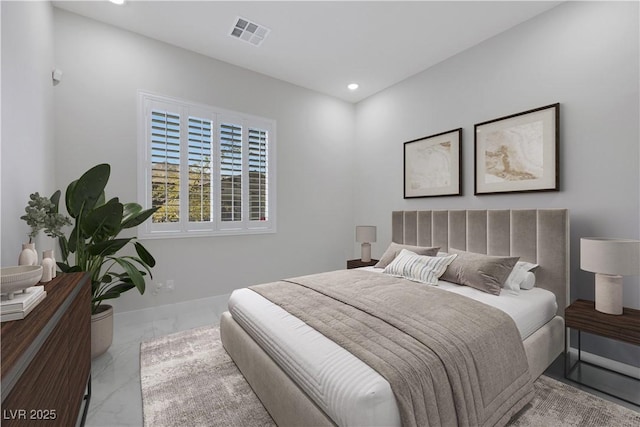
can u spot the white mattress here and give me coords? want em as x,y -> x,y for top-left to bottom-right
227,269 -> 558,427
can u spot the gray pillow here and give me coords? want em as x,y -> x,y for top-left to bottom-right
374,243 -> 439,268
440,248 -> 519,296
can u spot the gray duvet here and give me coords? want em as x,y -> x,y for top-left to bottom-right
250,269 -> 533,427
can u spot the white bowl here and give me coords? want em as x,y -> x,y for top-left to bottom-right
1,265 -> 43,300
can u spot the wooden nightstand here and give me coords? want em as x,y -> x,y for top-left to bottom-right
564,299 -> 640,405
347,259 -> 379,269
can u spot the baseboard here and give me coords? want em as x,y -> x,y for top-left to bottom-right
114,293 -> 231,325
568,348 -> 640,380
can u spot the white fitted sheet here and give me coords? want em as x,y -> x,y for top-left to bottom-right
227,270 -> 557,427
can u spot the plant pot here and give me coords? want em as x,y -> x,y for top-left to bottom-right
91,304 -> 113,359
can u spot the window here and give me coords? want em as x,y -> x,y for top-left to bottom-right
138,92 -> 276,238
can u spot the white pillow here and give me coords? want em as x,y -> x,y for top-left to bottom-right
519,272 -> 536,290
503,261 -> 539,293
383,249 -> 457,285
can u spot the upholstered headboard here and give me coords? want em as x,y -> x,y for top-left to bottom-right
391,209 -> 569,317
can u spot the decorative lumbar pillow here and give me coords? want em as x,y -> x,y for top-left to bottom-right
383,249 -> 457,285
374,243 -> 440,268
503,261 -> 540,293
519,272 -> 536,290
440,248 -> 519,296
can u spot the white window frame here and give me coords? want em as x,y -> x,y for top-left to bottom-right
137,91 -> 276,238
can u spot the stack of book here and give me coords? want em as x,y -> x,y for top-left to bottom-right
1,286 -> 47,322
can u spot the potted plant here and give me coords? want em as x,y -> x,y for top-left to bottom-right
57,164 -> 158,358
19,191 -> 71,266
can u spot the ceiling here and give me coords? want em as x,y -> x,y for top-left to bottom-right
52,1 -> 562,103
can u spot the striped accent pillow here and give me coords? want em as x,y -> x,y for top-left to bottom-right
383,249 -> 457,285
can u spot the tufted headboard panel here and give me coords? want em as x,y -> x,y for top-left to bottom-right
391,209 -> 569,317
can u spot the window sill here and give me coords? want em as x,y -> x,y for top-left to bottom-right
137,227 -> 276,240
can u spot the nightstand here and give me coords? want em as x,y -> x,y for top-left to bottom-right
564,299 -> 640,405
347,259 -> 379,269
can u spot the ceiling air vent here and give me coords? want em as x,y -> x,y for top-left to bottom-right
230,17 -> 270,47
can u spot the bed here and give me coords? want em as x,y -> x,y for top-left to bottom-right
220,209 -> 569,426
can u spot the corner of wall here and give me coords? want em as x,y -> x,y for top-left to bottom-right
1,1 -> 56,266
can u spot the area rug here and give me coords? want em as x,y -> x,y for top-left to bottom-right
507,376 -> 639,427
141,325 -> 640,427
140,325 -> 274,427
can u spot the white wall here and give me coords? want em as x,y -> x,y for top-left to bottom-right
354,1 -> 639,366
1,1 -> 57,266
52,9 -> 355,312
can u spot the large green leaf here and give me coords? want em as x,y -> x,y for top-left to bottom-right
58,263 -> 83,273
113,258 -> 146,294
65,180 -> 78,218
95,191 -> 106,208
94,286 -> 135,305
134,242 -> 156,267
93,292 -> 121,302
50,190 -> 61,213
67,164 -> 110,218
87,238 -> 132,257
67,224 -> 79,253
120,256 -> 153,279
95,283 -> 136,302
58,235 -> 69,262
82,202 -> 123,239
106,282 -> 136,294
121,207 -> 159,229
122,203 -> 142,222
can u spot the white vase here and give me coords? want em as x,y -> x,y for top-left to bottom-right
44,249 -> 56,278
41,250 -> 56,282
18,243 -> 38,266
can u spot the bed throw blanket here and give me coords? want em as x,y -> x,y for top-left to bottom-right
250,269 -> 533,427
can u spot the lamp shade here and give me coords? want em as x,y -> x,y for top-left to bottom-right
356,226 -> 376,243
580,238 -> 640,276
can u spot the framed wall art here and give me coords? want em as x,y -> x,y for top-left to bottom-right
404,128 -> 462,198
474,103 -> 559,195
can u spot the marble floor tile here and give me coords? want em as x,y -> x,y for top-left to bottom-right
86,294 -> 229,427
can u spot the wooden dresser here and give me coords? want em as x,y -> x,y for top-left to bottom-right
1,273 -> 91,426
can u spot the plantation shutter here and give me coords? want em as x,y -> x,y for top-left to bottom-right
248,128 -> 268,221
188,117 -> 213,222
150,110 -> 181,223
139,92 -> 275,237
220,123 -> 242,222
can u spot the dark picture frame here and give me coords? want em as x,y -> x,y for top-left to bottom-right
474,103 -> 559,195
404,128 -> 462,198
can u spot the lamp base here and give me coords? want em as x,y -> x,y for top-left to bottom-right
595,273 -> 623,315
361,243 -> 372,263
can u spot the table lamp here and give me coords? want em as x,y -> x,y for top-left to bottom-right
580,237 -> 640,315
356,226 -> 377,262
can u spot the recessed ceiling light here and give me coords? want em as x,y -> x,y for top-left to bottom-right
109,0 -> 126,5
347,83 -> 359,91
